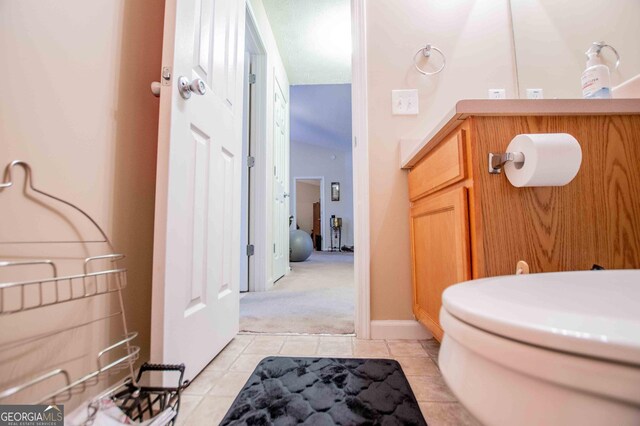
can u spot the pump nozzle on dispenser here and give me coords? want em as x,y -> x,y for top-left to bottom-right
581,42 -> 620,99
585,42 -> 620,70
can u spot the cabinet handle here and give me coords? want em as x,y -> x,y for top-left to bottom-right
515,260 -> 530,275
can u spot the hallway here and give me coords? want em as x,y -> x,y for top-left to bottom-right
240,251 -> 354,334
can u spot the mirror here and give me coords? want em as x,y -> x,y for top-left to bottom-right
509,0 -> 640,99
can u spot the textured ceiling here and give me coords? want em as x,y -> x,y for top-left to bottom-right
262,0 -> 351,85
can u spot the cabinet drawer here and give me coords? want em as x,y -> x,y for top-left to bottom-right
408,129 -> 466,201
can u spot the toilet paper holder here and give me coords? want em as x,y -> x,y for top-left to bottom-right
488,151 -> 525,174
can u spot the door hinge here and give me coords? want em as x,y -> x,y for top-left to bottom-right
273,243 -> 276,253
274,165 -> 277,175
247,156 -> 255,168
246,244 -> 255,256
248,73 -> 256,84
161,66 -> 172,85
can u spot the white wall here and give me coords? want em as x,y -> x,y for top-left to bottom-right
0,0 -> 163,406
290,141 -> 354,248
367,0 -> 517,320
246,0 -> 290,288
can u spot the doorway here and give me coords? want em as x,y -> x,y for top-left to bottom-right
146,0 -> 370,386
294,177 -> 324,251
239,0 -> 355,335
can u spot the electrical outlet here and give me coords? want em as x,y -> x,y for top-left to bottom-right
526,88 -> 544,99
488,89 -> 506,99
392,89 -> 419,115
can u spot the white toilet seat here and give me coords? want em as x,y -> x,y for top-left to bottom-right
438,270 -> 640,426
443,270 -> 640,365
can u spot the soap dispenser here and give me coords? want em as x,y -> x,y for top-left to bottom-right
581,42 -> 620,99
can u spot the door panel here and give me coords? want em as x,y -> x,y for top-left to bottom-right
186,125 -> 211,312
151,0 -> 245,381
193,0 -> 215,85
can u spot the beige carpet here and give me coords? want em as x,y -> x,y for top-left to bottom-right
240,251 -> 354,334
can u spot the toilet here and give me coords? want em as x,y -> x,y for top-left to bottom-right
438,270 -> 640,426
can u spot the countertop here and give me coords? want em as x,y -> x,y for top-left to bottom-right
400,99 -> 640,169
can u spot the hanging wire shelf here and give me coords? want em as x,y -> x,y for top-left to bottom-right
0,261 -> 127,315
0,161 -> 185,425
0,332 -> 140,405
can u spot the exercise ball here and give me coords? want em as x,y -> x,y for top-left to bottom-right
290,229 -> 313,262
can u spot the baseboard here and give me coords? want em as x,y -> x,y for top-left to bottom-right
370,320 -> 433,340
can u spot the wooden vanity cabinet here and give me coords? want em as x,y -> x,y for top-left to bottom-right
408,115 -> 640,340
409,124 -> 474,340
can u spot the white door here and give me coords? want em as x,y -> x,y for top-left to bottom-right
272,78 -> 289,281
150,0 -> 245,380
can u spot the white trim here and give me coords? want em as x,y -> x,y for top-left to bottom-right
292,176 -> 326,249
240,50 -> 251,293
244,4 -> 269,292
351,0 -> 370,339
370,320 -> 433,340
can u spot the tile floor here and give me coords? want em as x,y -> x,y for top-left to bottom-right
178,334 -> 480,426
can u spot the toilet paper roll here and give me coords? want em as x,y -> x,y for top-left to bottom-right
504,133 -> 582,187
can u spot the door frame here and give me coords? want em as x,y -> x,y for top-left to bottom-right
243,3 -> 270,293
241,0 -> 370,338
240,34 -> 260,293
351,0 -> 370,339
292,176 -> 326,250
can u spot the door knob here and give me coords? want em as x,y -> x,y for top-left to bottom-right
283,192 -> 290,198
178,76 -> 206,99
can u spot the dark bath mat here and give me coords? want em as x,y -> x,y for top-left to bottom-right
220,356 -> 427,425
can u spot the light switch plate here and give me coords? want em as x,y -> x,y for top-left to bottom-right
526,88 -> 544,99
392,89 -> 419,115
488,89 -> 506,99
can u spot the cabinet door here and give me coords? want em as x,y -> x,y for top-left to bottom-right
410,187 -> 471,340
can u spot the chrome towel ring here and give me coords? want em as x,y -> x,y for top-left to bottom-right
413,44 -> 446,76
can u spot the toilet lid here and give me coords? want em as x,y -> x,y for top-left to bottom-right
442,270 -> 640,365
